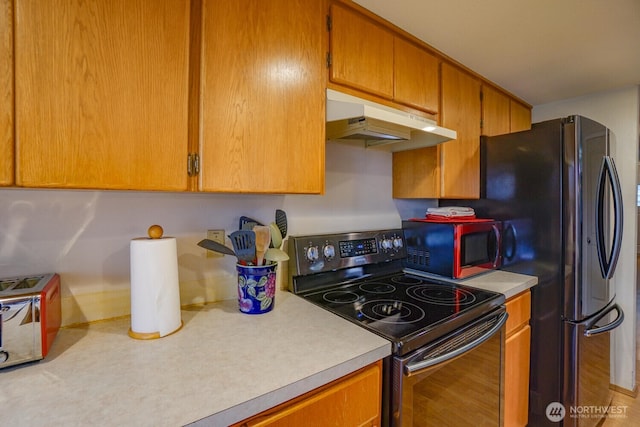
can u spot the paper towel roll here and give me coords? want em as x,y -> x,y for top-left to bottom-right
129,235 -> 182,339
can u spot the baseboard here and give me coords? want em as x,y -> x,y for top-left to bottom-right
610,383 -> 638,398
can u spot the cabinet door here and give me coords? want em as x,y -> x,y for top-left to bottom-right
393,64 -> 481,199
394,37 -> 439,114
0,0 -> 13,186
200,0 -> 325,193
15,0 -> 190,190
505,291 -> 531,427
235,362 -> 381,427
393,146 -> 440,198
483,85 -> 532,136
482,85 -> 511,137
510,100 -> 532,132
329,3 -> 394,99
440,63 -> 482,198
505,324 -> 531,427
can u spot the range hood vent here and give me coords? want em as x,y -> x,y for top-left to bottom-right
326,89 -> 456,152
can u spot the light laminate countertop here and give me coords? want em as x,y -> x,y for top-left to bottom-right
0,270 -> 536,426
0,292 -> 390,427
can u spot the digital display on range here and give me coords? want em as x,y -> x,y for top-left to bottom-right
339,238 -> 378,258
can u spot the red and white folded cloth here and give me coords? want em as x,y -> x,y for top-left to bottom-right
425,206 -> 476,220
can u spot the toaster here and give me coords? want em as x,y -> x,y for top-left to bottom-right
0,273 -> 61,369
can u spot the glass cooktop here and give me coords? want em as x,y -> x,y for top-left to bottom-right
302,272 -> 504,355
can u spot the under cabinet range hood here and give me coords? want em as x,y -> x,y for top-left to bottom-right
326,89 -> 456,152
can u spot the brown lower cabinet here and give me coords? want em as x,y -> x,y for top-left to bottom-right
232,361 -> 382,427
504,290 -> 532,427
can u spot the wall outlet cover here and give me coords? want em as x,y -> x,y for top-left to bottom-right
206,229 -> 226,258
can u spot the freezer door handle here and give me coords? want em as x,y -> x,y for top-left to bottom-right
584,303 -> 624,337
595,156 -> 623,279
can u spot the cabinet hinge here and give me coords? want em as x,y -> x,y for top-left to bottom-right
326,15 -> 332,31
187,153 -> 200,177
326,52 -> 332,68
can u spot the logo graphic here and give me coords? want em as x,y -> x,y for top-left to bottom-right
546,402 -> 566,422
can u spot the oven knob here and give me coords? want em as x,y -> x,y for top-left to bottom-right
393,237 -> 404,249
323,244 -> 335,260
306,246 -> 319,262
381,238 -> 393,251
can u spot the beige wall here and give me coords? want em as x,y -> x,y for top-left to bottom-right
0,141 -> 434,326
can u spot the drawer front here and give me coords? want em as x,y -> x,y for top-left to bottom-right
505,290 -> 531,336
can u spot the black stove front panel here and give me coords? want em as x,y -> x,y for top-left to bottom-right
302,272 -> 504,355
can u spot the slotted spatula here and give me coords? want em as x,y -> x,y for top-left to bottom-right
239,216 -> 263,231
275,209 -> 287,240
229,230 -> 256,265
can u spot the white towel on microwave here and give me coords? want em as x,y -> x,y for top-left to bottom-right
426,206 -> 475,217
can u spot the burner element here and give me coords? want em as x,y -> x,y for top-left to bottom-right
407,285 -> 477,306
322,290 -> 360,304
358,299 -> 425,324
390,275 -> 424,285
359,282 -> 396,294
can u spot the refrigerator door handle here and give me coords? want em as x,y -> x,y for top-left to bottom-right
584,303 -> 624,337
595,156 -> 623,279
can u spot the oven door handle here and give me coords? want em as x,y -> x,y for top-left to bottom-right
404,311 -> 508,376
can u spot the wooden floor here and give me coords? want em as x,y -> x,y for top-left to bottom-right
602,256 -> 640,426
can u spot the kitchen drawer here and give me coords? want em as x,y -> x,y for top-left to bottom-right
505,290 -> 531,336
232,361 -> 382,427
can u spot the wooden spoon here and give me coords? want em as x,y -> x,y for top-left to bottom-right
254,225 -> 271,266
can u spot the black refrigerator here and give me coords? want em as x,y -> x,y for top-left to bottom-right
443,116 -> 624,426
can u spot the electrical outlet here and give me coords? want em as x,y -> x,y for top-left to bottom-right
206,229 -> 226,258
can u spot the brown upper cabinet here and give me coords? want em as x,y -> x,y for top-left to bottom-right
0,0 -> 13,186
510,100 -> 533,133
9,0 -> 528,195
439,64 -> 483,198
329,3 -> 394,99
14,0 -> 191,190
199,0 -> 325,194
329,2 -> 439,116
394,37 -> 439,115
393,64 -> 482,199
483,85 -> 532,136
12,0 -> 325,194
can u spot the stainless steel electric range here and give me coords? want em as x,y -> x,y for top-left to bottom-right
288,229 -> 508,427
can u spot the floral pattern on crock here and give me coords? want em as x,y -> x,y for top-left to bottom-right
237,271 -> 276,312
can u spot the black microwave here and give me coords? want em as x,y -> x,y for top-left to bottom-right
402,219 -> 502,279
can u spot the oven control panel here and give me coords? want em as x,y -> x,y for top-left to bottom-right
288,229 -> 406,277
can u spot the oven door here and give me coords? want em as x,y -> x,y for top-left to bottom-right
391,307 -> 507,427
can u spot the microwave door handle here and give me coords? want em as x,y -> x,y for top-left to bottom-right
490,224 -> 501,267
404,312 -> 508,376
595,156 -> 623,279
